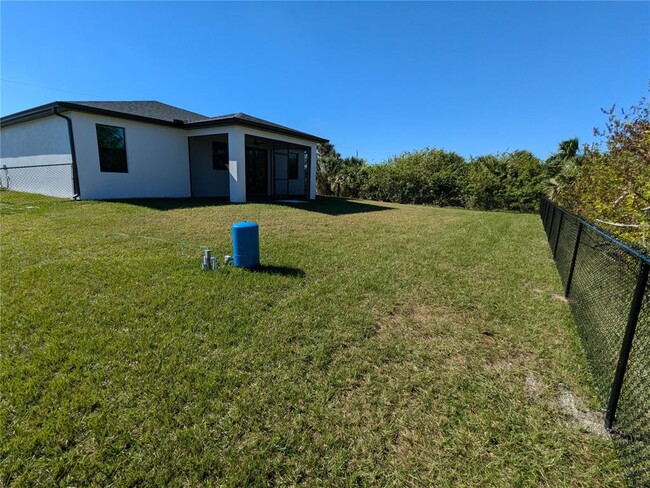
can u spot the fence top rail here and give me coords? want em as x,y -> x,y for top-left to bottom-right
541,197 -> 650,266
1,163 -> 73,170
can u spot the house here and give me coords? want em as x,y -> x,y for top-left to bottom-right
0,101 -> 328,202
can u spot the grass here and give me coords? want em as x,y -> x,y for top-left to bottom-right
0,192 -> 624,486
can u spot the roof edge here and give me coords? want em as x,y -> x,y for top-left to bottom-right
1,102 -> 329,143
0,101 -> 196,129
0,102 -> 60,127
186,117 -> 329,144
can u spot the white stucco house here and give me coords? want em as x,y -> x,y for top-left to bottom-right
0,101 -> 328,202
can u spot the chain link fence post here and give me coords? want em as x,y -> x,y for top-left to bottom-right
565,222 -> 583,298
553,211 -> 564,259
605,261 -> 650,430
548,204 -> 556,239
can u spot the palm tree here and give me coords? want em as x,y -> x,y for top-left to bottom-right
316,143 -> 342,195
546,138 -> 581,201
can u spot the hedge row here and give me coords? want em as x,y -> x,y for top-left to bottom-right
317,147 -> 551,213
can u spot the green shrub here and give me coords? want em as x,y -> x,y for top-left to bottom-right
464,151 -> 546,212
360,148 -> 467,206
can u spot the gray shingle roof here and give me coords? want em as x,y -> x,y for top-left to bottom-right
65,101 -> 211,123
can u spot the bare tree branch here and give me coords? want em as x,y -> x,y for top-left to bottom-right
595,219 -> 649,228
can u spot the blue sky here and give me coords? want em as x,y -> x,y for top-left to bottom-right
1,1 -> 648,162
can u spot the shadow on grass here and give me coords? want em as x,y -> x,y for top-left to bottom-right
273,196 -> 393,216
111,196 -> 392,216
247,264 -> 305,278
115,197 -> 230,211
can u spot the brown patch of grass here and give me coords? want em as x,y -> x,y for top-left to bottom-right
375,303 -> 458,341
552,293 -> 569,304
483,347 -> 534,374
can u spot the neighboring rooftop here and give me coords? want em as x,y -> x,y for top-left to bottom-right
0,101 -> 328,143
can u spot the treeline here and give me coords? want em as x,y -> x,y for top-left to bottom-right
318,145 -> 557,213
317,95 -> 649,247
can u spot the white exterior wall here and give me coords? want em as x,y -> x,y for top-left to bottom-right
0,116 -> 74,198
228,128 -> 247,203
69,112 -> 190,200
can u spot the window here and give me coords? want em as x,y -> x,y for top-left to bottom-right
212,141 -> 229,170
288,151 -> 299,180
96,124 -> 128,173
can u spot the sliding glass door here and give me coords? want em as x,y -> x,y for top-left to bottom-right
245,148 -> 268,196
273,144 -> 304,198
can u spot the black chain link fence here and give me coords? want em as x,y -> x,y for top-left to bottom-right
0,163 -> 75,210
541,197 -> 650,486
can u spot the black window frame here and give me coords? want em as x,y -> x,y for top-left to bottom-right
96,124 -> 128,173
212,141 -> 229,171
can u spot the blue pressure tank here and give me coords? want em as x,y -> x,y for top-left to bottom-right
232,221 -> 260,268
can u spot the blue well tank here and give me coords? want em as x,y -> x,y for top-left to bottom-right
232,221 -> 260,268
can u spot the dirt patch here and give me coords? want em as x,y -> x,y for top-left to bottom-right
393,427 -> 416,456
375,303 -> 457,340
481,331 -> 496,343
556,385 -> 608,438
485,359 -> 515,372
551,293 -> 569,304
525,375 -> 542,400
483,348 -> 534,374
410,304 -> 436,324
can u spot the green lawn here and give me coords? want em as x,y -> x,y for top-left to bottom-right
0,193 -> 624,486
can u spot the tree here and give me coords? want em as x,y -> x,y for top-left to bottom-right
316,143 -> 342,195
360,148 -> 467,206
464,151 -> 545,212
316,144 -> 366,197
563,95 -> 650,246
545,138 -> 582,201
331,157 -> 366,198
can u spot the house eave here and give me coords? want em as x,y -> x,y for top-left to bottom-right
1,102 -> 329,144
185,119 -> 329,144
0,101 -> 181,129
0,103 -> 60,127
